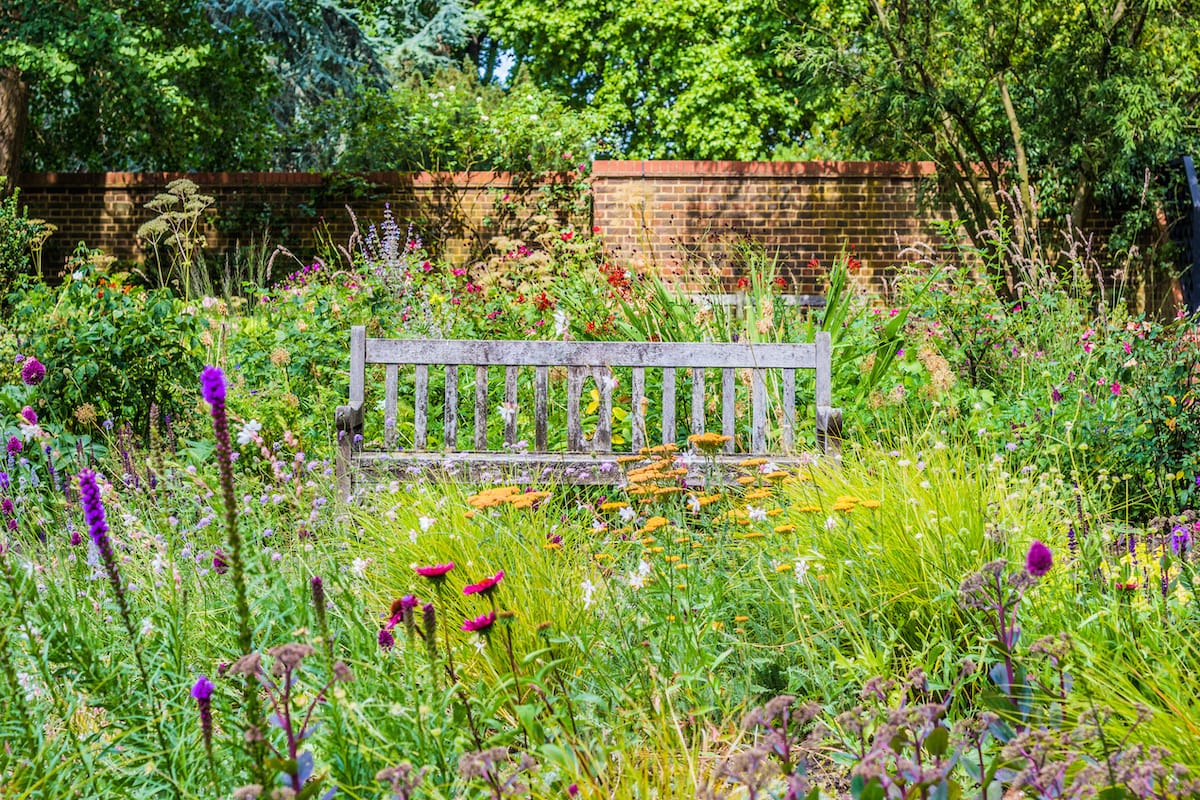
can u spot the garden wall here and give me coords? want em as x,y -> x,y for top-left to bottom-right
18,161 -> 952,294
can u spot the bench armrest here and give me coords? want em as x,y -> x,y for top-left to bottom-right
816,405 -> 843,459
335,401 -> 364,501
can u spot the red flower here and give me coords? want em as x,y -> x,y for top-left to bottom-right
773,276 -> 788,290
585,321 -> 597,333
535,292 -> 554,311
463,570 -> 505,596
847,256 -> 862,272
561,231 -> 574,241
807,257 -> 820,270
461,611 -> 497,633
736,277 -> 749,291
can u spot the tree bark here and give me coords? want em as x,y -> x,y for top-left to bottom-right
0,66 -> 28,194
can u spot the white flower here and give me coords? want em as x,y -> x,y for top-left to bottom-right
794,559 -> 813,582
747,506 -> 767,522
472,635 -> 487,654
824,516 -> 838,531
419,516 -> 437,532
581,579 -> 596,609
591,519 -> 607,532
759,461 -> 780,474
554,309 -> 569,337
628,560 -> 652,589
601,374 -> 619,392
687,495 -> 701,512
140,618 -> 154,637
236,419 -> 262,446
18,422 -> 42,441
498,403 -> 518,425
351,557 -> 370,577
618,506 -> 637,523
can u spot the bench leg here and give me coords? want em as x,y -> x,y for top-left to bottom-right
816,406 -> 843,460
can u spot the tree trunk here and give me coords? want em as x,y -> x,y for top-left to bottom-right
0,67 -> 28,194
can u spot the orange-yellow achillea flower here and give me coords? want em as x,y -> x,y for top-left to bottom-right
766,508 -> 783,517
775,563 -> 792,573
510,491 -> 550,509
594,553 -> 612,561
736,476 -> 756,485
599,501 -> 628,511
674,536 -> 690,544
544,541 -> 562,550
742,532 -> 765,540
641,536 -> 657,545
676,583 -> 687,590
695,493 -> 723,507
688,432 -> 731,452
710,620 -> 723,630
616,454 -> 646,465
734,615 -> 749,622
796,504 -> 822,513
743,489 -> 772,501
665,555 -> 680,563
651,546 -> 665,554
467,485 -> 523,508
641,443 -> 678,455
674,562 -> 689,570
774,524 -> 796,533
738,457 -> 768,467
764,471 -> 791,482
464,510 -> 476,519
860,499 -> 881,509
639,516 -> 669,534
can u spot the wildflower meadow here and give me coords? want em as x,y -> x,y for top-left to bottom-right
1,211 -> 1199,800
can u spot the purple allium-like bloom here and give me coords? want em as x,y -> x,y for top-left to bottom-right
463,570 -> 505,597
1,498 -> 12,516
20,358 -> 45,386
6,437 -> 21,455
461,610 -> 497,633
212,549 -> 229,575
378,627 -> 395,650
1051,386 -> 1062,404
19,406 -> 36,425
1025,540 -> 1053,577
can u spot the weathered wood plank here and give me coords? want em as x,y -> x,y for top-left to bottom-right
474,365 -> 489,450
595,368 -> 613,451
815,331 -> 832,408
444,365 -> 458,451
414,365 -> 428,449
567,367 -> 584,451
722,368 -> 736,454
349,326 -> 366,407
631,367 -> 646,452
365,338 -> 818,369
384,363 -> 398,449
504,366 -> 518,447
751,368 -> 766,453
661,367 -> 676,446
691,368 -> 706,436
535,366 -> 548,452
782,368 -> 796,452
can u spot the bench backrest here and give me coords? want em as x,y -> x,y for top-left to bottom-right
346,326 -> 835,456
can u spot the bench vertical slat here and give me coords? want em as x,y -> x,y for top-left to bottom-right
721,368 -> 736,454
414,365 -> 428,449
691,368 -> 706,436
751,369 -> 766,453
594,369 -> 613,451
782,368 -> 796,452
631,367 -> 646,451
814,331 -> 840,456
384,364 -> 398,449
567,367 -> 584,451
349,326 -> 366,409
661,367 -> 676,446
535,367 -> 549,452
815,331 -> 832,408
504,366 -> 518,447
444,365 -> 458,451
474,366 -> 489,450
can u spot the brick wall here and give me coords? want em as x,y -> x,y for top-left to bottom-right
18,161 -> 950,294
591,160 -> 951,294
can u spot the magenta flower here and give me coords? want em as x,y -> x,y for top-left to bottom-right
20,358 -> 45,386
191,674 -> 215,758
1025,540 -> 1053,577
1110,381 -> 1121,396
461,610 -> 497,633
386,594 -> 420,629
414,562 -> 455,581
19,406 -> 36,425
463,570 -> 505,597
378,627 -> 395,650
6,436 -> 21,455
212,549 -> 229,575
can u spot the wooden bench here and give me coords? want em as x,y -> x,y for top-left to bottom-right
335,326 -> 842,498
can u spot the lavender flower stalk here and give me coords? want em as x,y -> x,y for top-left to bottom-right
192,674 -> 216,765
201,366 -> 252,653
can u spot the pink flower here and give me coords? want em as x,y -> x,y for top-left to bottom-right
461,611 -> 497,633
414,562 -> 455,581
1122,341 -> 1131,355
1110,382 -> 1121,396
463,570 -> 504,596
1082,342 -> 1094,353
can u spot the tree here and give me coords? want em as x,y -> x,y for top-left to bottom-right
477,0 -> 824,159
792,0 -> 1200,283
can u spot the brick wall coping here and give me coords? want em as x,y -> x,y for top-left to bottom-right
590,160 -> 938,178
17,170 -> 552,189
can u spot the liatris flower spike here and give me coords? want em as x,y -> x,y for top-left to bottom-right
192,675 -> 216,757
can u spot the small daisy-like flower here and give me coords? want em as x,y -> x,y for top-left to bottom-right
236,420 -> 263,446
418,516 -> 437,532
414,562 -> 455,581
746,506 -> 767,522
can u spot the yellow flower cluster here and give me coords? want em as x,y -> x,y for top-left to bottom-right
688,432 -> 731,453
467,485 -> 551,510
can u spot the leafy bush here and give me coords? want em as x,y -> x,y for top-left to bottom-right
6,251 -> 204,434
0,179 -> 53,302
